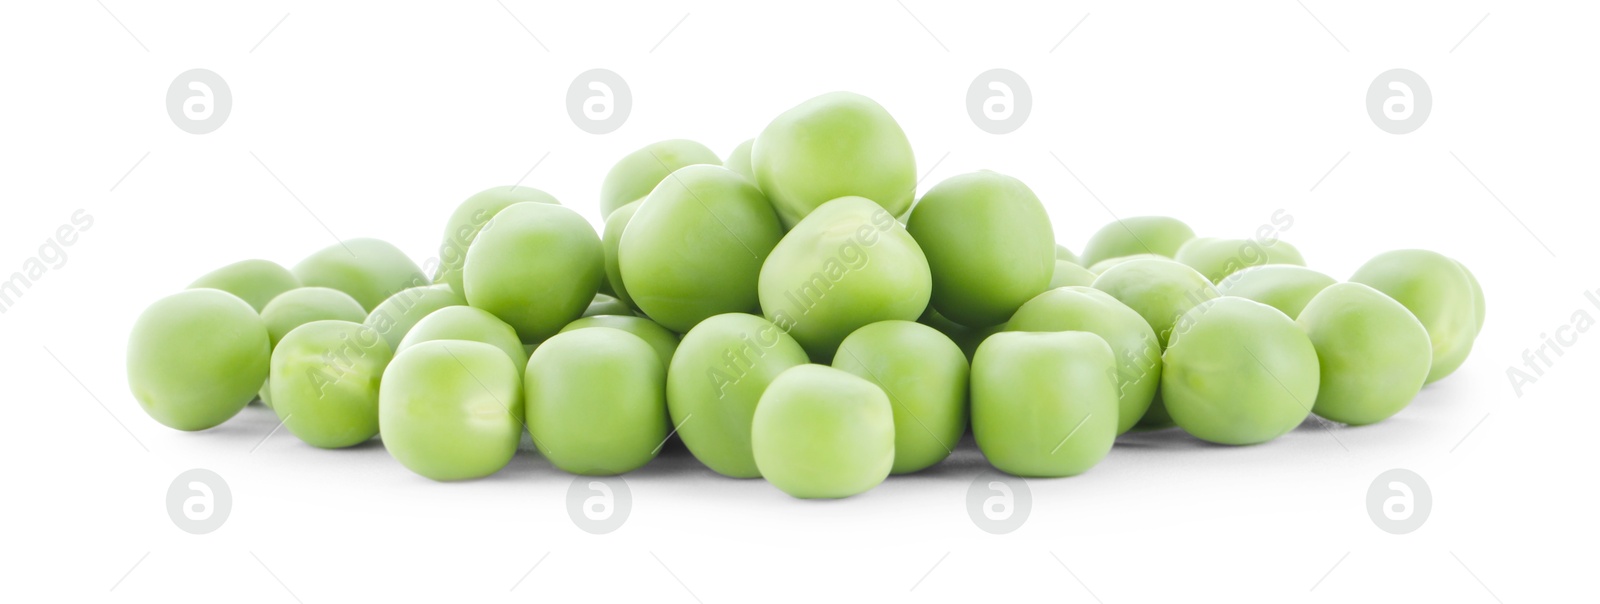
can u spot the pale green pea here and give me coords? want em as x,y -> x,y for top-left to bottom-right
364,284 -> 465,352
1175,236 -> 1306,284
128,289 -> 269,431
906,170 -> 1054,328
379,340 -> 522,481
1297,283 -> 1432,425
752,364 -> 894,498
1161,297 -> 1319,445
972,331 -> 1118,477
561,314 -> 679,369
188,259 -> 299,312
1215,264 -> 1336,320
434,186 -> 559,295
463,202 -> 603,343
292,238 -> 426,312
269,320 -> 390,448
753,92 -> 916,227
1009,286 -> 1161,435
1350,249 -> 1480,383
524,328 -> 668,475
600,139 -> 720,219
399,305 -> 528,371
1079,216 -> 1196,267
833,320 -> 967,474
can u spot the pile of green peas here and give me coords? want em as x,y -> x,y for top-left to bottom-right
128,91 -> 1485,498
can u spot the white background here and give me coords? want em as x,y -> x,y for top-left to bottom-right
2,1 -> 1596,602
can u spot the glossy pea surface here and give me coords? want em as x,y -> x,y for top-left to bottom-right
582,294 -> 633,318
1091,257 -> 1218,348
188,259 -> 300,312
753,91 -> 916,227
1175,237 -> 1306,284
379,340 -> 522,481
292,238 -> 426,312
364,284 -> 465,352
463,202 -> 603,343
1297,283 -> 1431,425
1215,264 -> 1336,320
1055,244 -> 1080,265
1351,250 -> 1480,384
972,331 -> 1118,477
1162,297 -> 1319,445
261,287 -> 367,347
601,200 -> 642,310
725,138 -> 756,182
833,320 -> 967,474
666,313 -> 809,478
907,170 -> 1054,328
1009,286 -> 1161,434
269,320 -> 391,448
620,165 -> 783,332
561,315 -> 679,369
752,365 -> 894,499
128,289 -> 269,431
435,186 -> 559,295
600,139 -> 720,219
1079,216 -> 1196,267
1049,259 -> 1098,289
398,305 -> 528,370
525,329 -> 668,475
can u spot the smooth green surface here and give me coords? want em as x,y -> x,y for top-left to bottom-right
188,259 -> 299,312
666,313 -> 809,478
291,238 -> 426,312
1215,264 -> 1336,320
1298,283 -> 1432,425
463,202 -> 604,343
1350,250 -> 1480,383
1055,244 -> 1080,265
758,196 -> 931,361
128,289 -> 269,431
1091,257 -> 1218,348
1080,216 -> 1196,267
620,165 -> 784,332
833,320 -> 967,474
261,287 -> 367,347
601,200 -> 642,309
379,340 -> 522,481
399,305 -> 528,371
435,186 -> 560,294
725,138 -> 756,182
525,329 -> 668,475
582,294 -> 633,318
1049,259 -> 1098,289
269,320 -> 391,448
752,365 -> 894,498
561,315 -> 679,369
1162,297 -> 1319,445
1009,286 -> 1162,434
753,91 -> 916,227
971,331 -> 1118,477
1175,237 -> 1306,284
1088,253 -> 1161,275
907,170 -> 1054,328
364,284 -> 465,352
600,139 -> 721,219
917,309 -> 1005,363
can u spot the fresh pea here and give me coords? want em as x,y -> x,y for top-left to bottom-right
582,294 -> 633,318
725,138 -> 756,182
434,186 -> 559,295
269,320 -> 390,448
463,202 -> 604,343
1088,253 -> 1162,275
128,289 -> 269,431
1162,297 -> 1319,445
1350,250 -> 1480,383
398,305 -> 528,371
364,284 -> 465,352
833,320 -> 967,474
561,315 -> 679,369
601,199 -> 643,309
261,287 -> 367,347
907,170 -> 1054,328
1297,283 -> 1432,425
525,328 -> 668,475
1009,286 -> 1161,434
379,340 -> 522,481
1049,259 -> 1098,289
1079,216 -> 1196,267
1175,237 -> 1306,284
600,139 -> 721,219
188,259 -> 299,312
1091,257 -> 1218,349
1215,264 -> 1335,320
972,331 -> 1118,477
1055,244 -> 1081,265
292,238 -> 426,312
752,364 -> 894,498
753,92 -> 916,227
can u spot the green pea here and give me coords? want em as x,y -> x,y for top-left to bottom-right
906,170 -> 1054,328
582,294 -> 633,318
561,315 -> 679,369
666,313 -> 809,478
398,305 -> 528,370
292,238 -> 426,312
379,340 -> 523,481
1049,259 -> 1098,289
525,328 -> 668,475
1350,250 -> 1480,383
261,287 -> 367,348
1162,297 -> 1319,445
752,364 -> 894,498
463,202 -> 603,343
1174,237 -> 1306,284
269,320 -> 390,448
1087,253 -> 1161,275
1008,286 -> 1161,435
128,289 -> 269,431
972,331 -> 1118,477
1079,216 -> 1196,267
833,320 -> 967,474
1215,264 -> 1336,320
753,92 -> 916,227
188,259 -> 299,312
758,196 -> 931,361
1091,257 -> 1217,348
364,284 -> 465,352
619,165 -> 783,332
600,139 -> 721,219
434,186 -> 559,295
1297,283 -> 1431,425
1055,244 -> 1081,265
601,199 -> 643,310
725,138 -> 756,182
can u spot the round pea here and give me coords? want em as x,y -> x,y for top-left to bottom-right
1162,297 -> 1319,445
620,165 -> 783,332
1175,237 -> 1306,284
1088,253 -> 1162,275
188,259 -> 299,312
752,364 -> 894,498
1350,250 -> 1480,383
600,139 -> 721,219
1009,286 -> 1162,434
1049,259 -> 1098,289
582,294 -> 633,318
269,320 -> 391,448
1215,264 -> 1336,320
601,199 -> 643,309
261,287 -> 367,347
758,196 -> 931,361
364,284 -> 465,352
833,320 -> 967,474
1297,283 -> 1432,425
666,313 -> 809,478
561,315 -> 679,369
128,289 -> 269,431
292,238 -> 426,312
753,91 -> 916,227
379,340 -> 522,481
525,329 -> 668,475
725,138 -> 756,182
434,186 -> 559,295
1091,257 -> 1218,348
906,170 -> 1054,327
1055,244 -> 1081,265
463,201 -> 603,343
1079,216 -> 1196,267
398,305 -> 528,370
972,331 -> 1118,477
918,309 -> 1004,362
